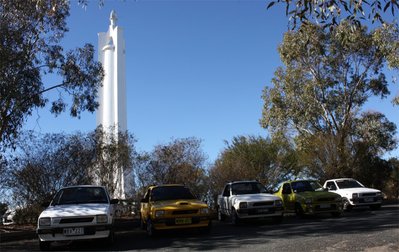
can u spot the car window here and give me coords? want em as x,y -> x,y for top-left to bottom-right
150,186 -> 196,201
291,181 -> 322,193
231,182 -> 267,195
326,182 -> 337,190
52,187 -> 109,205
336,180 -> 364,189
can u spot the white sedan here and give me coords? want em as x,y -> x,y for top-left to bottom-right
36,185 -> 118,251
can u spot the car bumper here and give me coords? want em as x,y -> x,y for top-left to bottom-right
37,225 -> 112,242
152,216 -> 211,230
350,197 -> 383,206
303,203 -> 342,214
237,207 -> 284,219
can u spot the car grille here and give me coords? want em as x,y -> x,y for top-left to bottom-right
315,204 -> 337,211
317,197 -> 335,202
172,210 -> 198,215
361,193 -> 376,197
253,201 -> 274,207
59,217 -> 94,224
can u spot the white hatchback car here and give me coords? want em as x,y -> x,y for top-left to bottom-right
36,185 -> 118,251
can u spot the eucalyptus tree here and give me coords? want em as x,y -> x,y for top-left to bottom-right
261,22 -> 397,179
209,135 -> 299,199
267,0 -> 399,29
134,137 -> 208,199
0,0 -> 103,148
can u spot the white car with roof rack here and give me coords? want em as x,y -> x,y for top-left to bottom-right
323,178 -> 383,211
36,185 -> 118,251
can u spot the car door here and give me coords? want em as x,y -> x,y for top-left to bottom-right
220,185 -> 231,215
140,189 -> 151,221
281,183 -> 295,211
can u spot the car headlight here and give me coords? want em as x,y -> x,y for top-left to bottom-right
352,193 -> 358,199
96,215 -> 108,224
239,202 -> 248,209
200,208 -> 209,214
305,198 -> 312,204
376,192 -> 382,197
39,217 -> 51,226
155,210 -> 165,218
275,200 -> 283,207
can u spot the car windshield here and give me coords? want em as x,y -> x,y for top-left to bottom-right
336,180 -> 364,189
291,181 -> 322,193
231,182 -> 267,195
151,186 -> 196,201
51,187 -> 109,205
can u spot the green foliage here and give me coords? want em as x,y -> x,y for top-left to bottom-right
134,137 -> 208,200
261,21 -> 397,179
0,0 -> 104,148
13,205 -> 43,225
4,128 -> 137,206
267,0 -> 399,29
209,135 -> 299,199
91,126 -> 137,198
0,202 -> 7,216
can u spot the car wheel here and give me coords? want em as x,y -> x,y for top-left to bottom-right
331,211 -> 342,217
39,240 -> 51,251
295,203 -> 304,217
231,208 -> 240,225
273,215 -> 284,224
140,216 -> 147,230
106,230 -> 115,245
146,218 -> 157,237
370,204 -> 381,210
217,207 -> 226,221
343,198 -> 352,211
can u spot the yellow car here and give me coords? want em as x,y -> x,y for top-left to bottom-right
140,184 -> 211,236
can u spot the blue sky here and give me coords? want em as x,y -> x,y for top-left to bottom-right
24,0 -> 398,163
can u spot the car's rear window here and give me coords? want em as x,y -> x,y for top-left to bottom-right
151,186 -> 196,201
51,187 -> 109,205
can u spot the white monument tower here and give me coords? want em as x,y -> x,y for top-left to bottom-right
97,10 -> 126,199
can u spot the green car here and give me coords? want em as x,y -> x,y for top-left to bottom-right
275,180 -> 343,217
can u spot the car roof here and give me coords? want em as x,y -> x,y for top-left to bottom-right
227,180 -> 260,185
327,178 -> 356,181
148,184 -> 186,190
60,185 -> 107,189
283,179 -> 318,183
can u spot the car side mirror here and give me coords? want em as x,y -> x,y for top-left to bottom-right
110,199 -> 119,204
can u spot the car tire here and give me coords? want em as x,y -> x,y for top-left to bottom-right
106,230 -> 115,246
343,198 -> 352,211
231,208 -> 240,225
331,211 -> 342,217
273,215 -> 284,224
295,203 -> 304,217
39,240 -> 51,251
217,207 -> 226,221
370,204 -> 381,210
140,215 -> 147,230
146,218 -> 157,237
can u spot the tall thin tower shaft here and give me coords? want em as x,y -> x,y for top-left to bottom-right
97,10 -> 126,199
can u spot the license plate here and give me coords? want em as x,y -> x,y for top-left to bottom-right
257,209 -> 270,213
364,197 -> 374,202
319,204 -> 330,209
175,218 -> 192,225
63,227 -> 84,236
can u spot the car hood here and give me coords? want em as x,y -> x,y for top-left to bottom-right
151,199 -> 208,209
296,191 -> 340,199
336,187 -> 380,194
39,204 -> 110,218
231,193 -> 280,202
